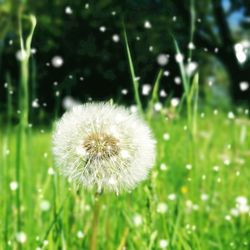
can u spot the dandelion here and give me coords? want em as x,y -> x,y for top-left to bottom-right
51,56 -> 64,68
52,102 -> 155,193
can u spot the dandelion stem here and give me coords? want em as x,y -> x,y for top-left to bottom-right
90,192 -> 102,250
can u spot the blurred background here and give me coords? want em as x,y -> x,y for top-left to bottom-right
0,0 -> 249,119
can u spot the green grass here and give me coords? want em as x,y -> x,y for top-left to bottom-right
0,109 -> 250,250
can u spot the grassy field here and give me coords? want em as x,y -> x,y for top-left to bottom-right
1,107 -> 250,250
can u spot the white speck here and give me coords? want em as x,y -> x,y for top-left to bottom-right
239,81 -> 249,91
149,46 -> 154,52
121,89 -> 128,95
51,56 -> 64,68
163,70 -> 170,77
144,20 -> 152,29
168,193 -> 176,201
160,163 -> 168,171
65,6 -> 73,14
159,239 -> 169,249
186,62 -> 198,76
99,26 -> 106,32
16,50 -> 27,61
32,98 -> 39,108
77,231 -> 84,238
236,196 -> 248,206
55,91 -> 60,97
228,112 -> 235,119
133,214 -> 143,226
174,76 -> 181,85
48,167 -> 55,175
31,48 -> 37,54
154,102 -> 162,111
40,200 -> 51,211
85,3 -> 89,9
160,89 -> 167,97
213,109 -> 218,115
163,133 -> 170,141
142,84 -> 151,96
188,42 -> 195,50
16,232 -> 27,244
62,96 -> 79,110
136,36 -> 140,41
175,53 -> 184,63
157,54 -> 169,66
172,16 -> 177,21
130,105 -> 137,113
10,181 -> 18,191
111,11 -> 116,16
171,98 -> 180,107
225,215 -> 231,221
157,202 -> 168,214
201,194 -> 209,201
112,34 -> 120,43
213,166 -> 220,172
186,164 -> 192,170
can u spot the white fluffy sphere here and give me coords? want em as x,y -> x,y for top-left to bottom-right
52,102 -> 155,193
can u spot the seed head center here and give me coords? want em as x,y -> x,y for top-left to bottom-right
83,132 -> 120,159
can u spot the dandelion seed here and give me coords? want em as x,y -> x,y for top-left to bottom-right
51,56 -> 64,68
40,200 -> 51,211
163,133 -> 170,141
142,84 -> 151,96
157,54 -> 169,66
133,214 -> 143,226
188,42 -> 195,50
239,81 -> 249,91
16,232 -> 27,244
16,50 -> 27,61
171,98 -> 180,107
160,90 -> 167,97
201,194 -> 209,201
112,34 -> 120,43
10,181 -> 18,191
175,53 -> 184,63
186,164 -> 192,170
48,167 -> 55,175
157,202 -> 168,214
160,163 -> 168,171
168,193 -> 176,201
99,26 -> 106,32
144,20 -> 152,29
228,112 -> 235,119
77,231 -> 84,238
154,102 -> 162,111
52,103 -> 155,192
163,70 -> 170,77
65,6 -> 73,14
121,89 -> 128,95
174,77 -> 181,85
186,62 -> 198,76
159,239 -> 169,249
62,96 -> 79,110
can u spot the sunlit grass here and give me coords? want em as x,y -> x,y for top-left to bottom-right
0,109 -> 250,249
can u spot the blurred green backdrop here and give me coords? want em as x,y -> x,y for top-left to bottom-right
0,0 -> 250,118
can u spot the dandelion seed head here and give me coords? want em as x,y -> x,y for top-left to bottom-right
52,102 -> 155,192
